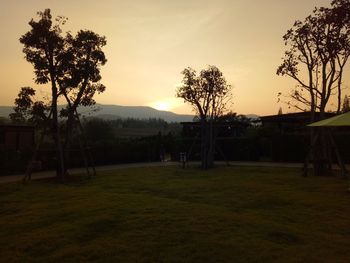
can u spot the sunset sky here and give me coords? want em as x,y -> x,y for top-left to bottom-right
0,0 -> 349,116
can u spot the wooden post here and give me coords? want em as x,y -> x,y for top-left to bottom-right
303,131 -> 319,177
327,129 -> 348,178
23,110 -> 53,182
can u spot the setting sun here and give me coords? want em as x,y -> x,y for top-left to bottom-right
150,97 -> 185,112
152,101 -> 171,111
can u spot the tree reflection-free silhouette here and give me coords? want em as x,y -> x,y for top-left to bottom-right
17,9 -> 107,181
277,0 -> 350,118
176,65 -> 232,169
277,0 -> 350,176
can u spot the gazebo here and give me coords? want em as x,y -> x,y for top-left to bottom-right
303,112 -> 350,178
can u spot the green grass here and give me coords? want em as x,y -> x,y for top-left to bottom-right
0,166 -> 349,262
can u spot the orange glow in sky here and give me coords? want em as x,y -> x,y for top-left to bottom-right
0,0 -> 349,116
153,101 -> 171,111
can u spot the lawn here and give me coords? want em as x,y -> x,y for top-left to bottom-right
0,166 -> 349,262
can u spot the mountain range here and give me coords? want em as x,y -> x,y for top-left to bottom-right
0,104 -> 259,122
0,104 -> 194,122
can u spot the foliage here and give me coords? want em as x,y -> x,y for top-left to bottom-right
176,65 -> 232,121
277,0 -> 350,177
83,118 -> 115,142
176,65 -> 232,169
60,30 -> 107,108
10,87 -> 50,125
9,87 -> 35,123
15,9 -> 107,179
217,111 -> 253,127
1,166 -> 350,262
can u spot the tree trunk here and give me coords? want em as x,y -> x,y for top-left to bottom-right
207,119 -> 214,168
312,108 -> 331,176
200,120 -> 215,169
51,86 -> 65,181
63,109 -> 76,176
200,120 -> 207,169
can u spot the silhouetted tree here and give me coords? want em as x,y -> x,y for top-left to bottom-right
17,9 -> 107,181
218,111 -> 252,127
84,118 -> 114,142
278,107 -> 283,115
10,87 -> 35,123
59,30 -> 107,174
277,0 -> 350,176
277,0 -> 350,119
10,87 -> 50,125
176,65 -> 232,168
19,9 -> 68,179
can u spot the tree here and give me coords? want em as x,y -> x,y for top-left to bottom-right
59,30 -> 107,174
84,118 -> 114,142
10,87 -> 50,125
278,107 -> 283,115
176,65 -> 232,168
277,0 -> 350,176
17,9 -> 107,181
10,87 -> 36,123
19,9 -> 67,179
277,0 -> 350,119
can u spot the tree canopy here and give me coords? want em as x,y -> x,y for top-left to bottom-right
176,65 -> 232,122
176,65 -> 232,169
15,9 -> 107,180
277,0 -> 350,119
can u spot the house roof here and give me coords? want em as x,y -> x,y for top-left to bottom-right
260,112 -> 336,124
308,112 -> 350,127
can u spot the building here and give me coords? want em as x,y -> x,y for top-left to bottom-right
0,124 -> 35,151
259,112 -> 336,134
181,121 -> 249,138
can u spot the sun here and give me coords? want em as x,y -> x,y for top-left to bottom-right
153,101 -> 170,111
150,98 -> 183,112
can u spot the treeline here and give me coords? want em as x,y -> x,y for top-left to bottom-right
82,117 -> 182,141
2,116 -> 350,176
107,117 -> 180,130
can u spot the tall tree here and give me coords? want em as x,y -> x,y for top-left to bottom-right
277,0 -> 350,119
277,0 -> 350,176
20,9 -> 67,179
59,30 -> 107,174
176,65 -> 232,168
17,9 -> 107,180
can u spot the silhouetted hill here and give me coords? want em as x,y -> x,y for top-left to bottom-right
0,104 -> 194,123
0,104 -> 260,122
0,106 -> 13,119
80,104 -> 194,122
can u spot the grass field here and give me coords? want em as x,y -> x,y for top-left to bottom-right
0,166 -> 349,262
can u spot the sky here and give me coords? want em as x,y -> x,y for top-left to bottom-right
0,0 -> 349,116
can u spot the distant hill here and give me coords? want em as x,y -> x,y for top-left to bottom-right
0,104 -> 194,123
80,104 -> 194,122
0,104 -> 260,123
0,106 -> 13,119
